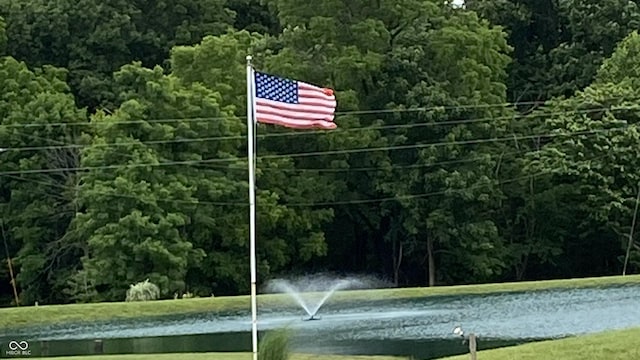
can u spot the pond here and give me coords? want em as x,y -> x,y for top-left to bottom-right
1,284 -> 639,359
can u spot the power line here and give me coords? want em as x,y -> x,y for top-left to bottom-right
1,106 -> 625,154
2,174 -> 245,207
7,148 -> 529,176
0,126 -> 627,176
286,174 -> 531,206
261,127 -> 626,160
4,156 -> 600,208
1,135 -> 244,153
333,100 -> 545,116
0,158 -> 241,176
257,106 -> 615,139
252,150 -> 528,173
0,100 -> 544,129
285,158 -> 608,207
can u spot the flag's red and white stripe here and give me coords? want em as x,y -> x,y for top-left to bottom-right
254,79 -> 337,130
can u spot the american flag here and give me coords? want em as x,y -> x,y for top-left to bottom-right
253,71 -> 337,130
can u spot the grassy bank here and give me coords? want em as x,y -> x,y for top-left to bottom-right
27,354 -> 405,360
22,328 -> 640,360
1,274 -> 639,329
438,327 -> 640,360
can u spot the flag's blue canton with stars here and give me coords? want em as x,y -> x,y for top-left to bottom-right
255,72 -> 299,104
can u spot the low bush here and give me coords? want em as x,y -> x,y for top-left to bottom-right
259,328 -> 291,360
125,279 -> 160,302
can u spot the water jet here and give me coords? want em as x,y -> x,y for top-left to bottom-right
265,275 -> 376,320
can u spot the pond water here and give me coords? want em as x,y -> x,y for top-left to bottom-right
1,284 -> 639,359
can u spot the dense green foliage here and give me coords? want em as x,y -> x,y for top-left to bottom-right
1,0 -> 639,305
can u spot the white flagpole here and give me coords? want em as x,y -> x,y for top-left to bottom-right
246,55 -> 259,360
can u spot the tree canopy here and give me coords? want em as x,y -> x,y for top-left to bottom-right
1,0 -> 639,305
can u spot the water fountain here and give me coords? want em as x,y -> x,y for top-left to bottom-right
265,275 -> 370,320
3,283 -> 640,359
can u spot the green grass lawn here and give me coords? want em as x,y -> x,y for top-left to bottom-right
27,353 -> 404,360
22,327 -> 640,360
438,327 -> 640,360
1,274 -> 639,329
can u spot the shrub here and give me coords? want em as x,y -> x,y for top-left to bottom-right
125,279 -> 160,302
259,328 -> 291,360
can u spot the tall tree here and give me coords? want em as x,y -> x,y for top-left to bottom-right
470,0 -> 640,103
0,0 -> 234,110
528,32 -> 640,277
467,0 -> 640,281
259,0 -> 400,279
377,8 -> 513,286
68,61 -> 248,301
171,31 -> 341,292
259,0 -> 514,286
0,16 -> 5,56
227,0 -> 281,35
0,57 -> 87,305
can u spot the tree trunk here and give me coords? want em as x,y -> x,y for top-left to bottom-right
392,241 -> 403,286
623,185 -> 640,276
515,251 -> 529,281
427,236 -> 435,287
515,176 -> 536,281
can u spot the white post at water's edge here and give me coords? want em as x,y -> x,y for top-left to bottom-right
246,55 -> 259,360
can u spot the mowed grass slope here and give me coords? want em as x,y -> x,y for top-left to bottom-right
27,354 -> 405,360
22,328 -> 640,360
438,327 -> 640,360
1,274 -> 639,329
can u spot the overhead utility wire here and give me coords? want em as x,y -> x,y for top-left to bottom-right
5,155 -> 605,208
1,106 -> 627,153
259,127 -> 627,160
2,174 -> 244,207
0,126 -> 628,176
246,150 -> 530,173
286,156 -> 609,207
3,127 -> 531,174
1,100 -> 545,129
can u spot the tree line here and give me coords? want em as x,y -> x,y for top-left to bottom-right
1,0 -> 640,305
